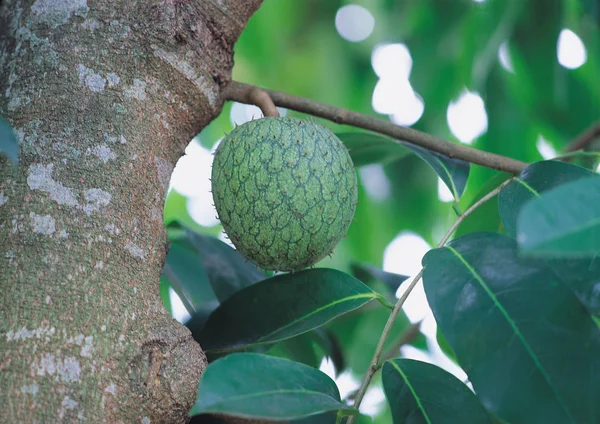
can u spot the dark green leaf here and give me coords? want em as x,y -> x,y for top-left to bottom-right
498,161 -> 600,315
336,132 -> 470,199
163,240 -> 217,315
267,332 -> 322,369
351,263 -> 409,298
0,117 -> 18,164
185,230 -> 266,302
422,232 -> 600,424
382,359 -> 494,424
312,329 -> 345,374
190,353 -> 352,420
544,256 -> 600,317
404,143 -> 470,201
197,269 -> 380,355
498,161 -> 594,238
517,176 -> 600,257
336,132 -> 410,167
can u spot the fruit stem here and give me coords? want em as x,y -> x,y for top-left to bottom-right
224,83 -> 279,118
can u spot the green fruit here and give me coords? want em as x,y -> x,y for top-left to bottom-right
211,117 -> 357,271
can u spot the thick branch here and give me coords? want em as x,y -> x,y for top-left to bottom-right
223,81 -> 528,174
564,122 -> 600,153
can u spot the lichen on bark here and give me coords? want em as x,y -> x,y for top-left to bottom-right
0,0 -> 263,422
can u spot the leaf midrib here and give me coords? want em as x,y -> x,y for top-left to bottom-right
256,293 -> 376,342
446,246 -> 575,423
432,155 -> 459,201
514,177 -> 541,197
206,292 -> 377,353
200,388 -> 340,413
388,360 -> 433,424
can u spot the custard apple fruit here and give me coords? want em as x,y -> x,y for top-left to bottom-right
211,117 -> 357,271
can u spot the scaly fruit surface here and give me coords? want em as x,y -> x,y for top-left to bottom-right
211,117 -> 357,271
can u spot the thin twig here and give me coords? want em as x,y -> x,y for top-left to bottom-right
564,122 -> 600,153
223,83 -> 279,117
438,177 -> 514,247
347,178 -> 513,421
223,81 -> 527,174
347,270 -> 423,422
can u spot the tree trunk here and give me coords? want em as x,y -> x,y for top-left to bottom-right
0,1 -> 262,421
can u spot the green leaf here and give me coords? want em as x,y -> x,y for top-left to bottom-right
543,256 -> 600,317
267,332 -> 322,369
422,232 -> 600,424
517,176 -> 600,257
351,263 -> 409,298
311,328 -> 345,374
0,117 -> 18,164
196,269 -> 380,355
336,132 -> 470,200
162,240 -> 217,315
190,353 -> 352,420
185,230 -> 266,302
382,359 -> 494,424
498,161 -> 600,315
405,143 -> 470,201
336,132 -> 410,167
498,161 -> 594,238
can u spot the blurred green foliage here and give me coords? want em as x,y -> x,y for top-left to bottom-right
190,0 -> 599,266
164,1 -> 600,422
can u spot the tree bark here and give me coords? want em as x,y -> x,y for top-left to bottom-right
0,0 -> 262,422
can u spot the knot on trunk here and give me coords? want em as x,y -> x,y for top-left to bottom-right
129,322 -> 206,423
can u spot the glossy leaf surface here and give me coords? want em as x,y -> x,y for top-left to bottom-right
498,161 -> 594,238
163,240 -> 217,315
382,358 -> 493,424
186,230 -> 266,302
518,176 -> 600,257
197,268 -> 380,354
422,232 -> 600,424
190,353 -> 351,420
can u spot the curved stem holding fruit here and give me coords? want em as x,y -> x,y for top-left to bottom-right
223,83 -> 280,117
223,81 -> 528,174
347,178 -> 513,422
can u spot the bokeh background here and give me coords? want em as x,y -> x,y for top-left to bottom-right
164,1 -> 599,421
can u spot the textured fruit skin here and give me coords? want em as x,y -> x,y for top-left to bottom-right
211,117 -> 358,271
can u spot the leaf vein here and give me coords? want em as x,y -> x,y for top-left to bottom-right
388,360 -> 433,424
446,246 -> 575,423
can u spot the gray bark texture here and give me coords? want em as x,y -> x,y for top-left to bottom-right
0,0 -> 262,422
